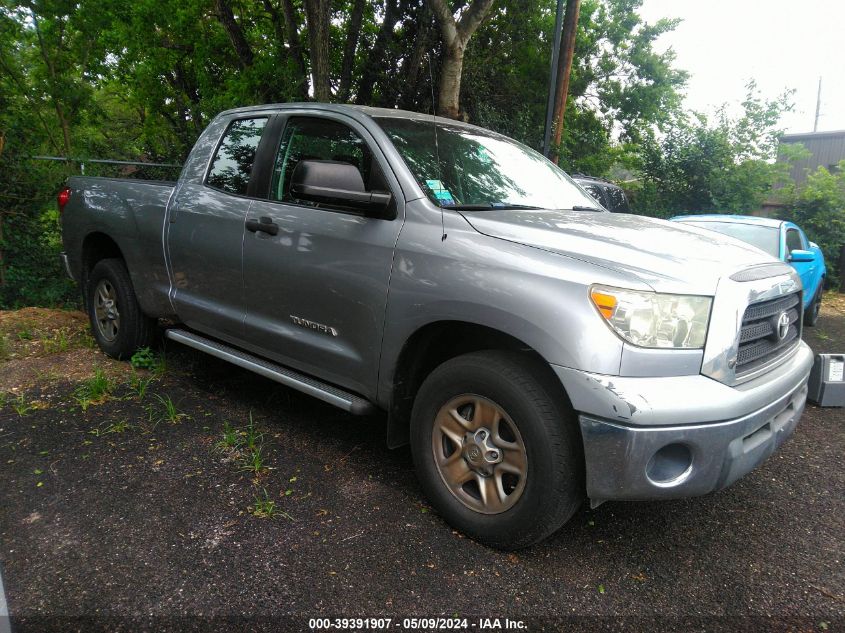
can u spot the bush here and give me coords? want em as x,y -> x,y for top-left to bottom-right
784,160 -> 845,288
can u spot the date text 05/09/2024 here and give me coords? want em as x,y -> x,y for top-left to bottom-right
308,617 -> 527,630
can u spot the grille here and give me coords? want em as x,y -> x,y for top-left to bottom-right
736,292 -> 801,374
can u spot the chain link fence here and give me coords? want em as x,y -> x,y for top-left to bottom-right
29,156 -> 182,182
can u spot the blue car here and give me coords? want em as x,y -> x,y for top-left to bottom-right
671,215 -> 826,325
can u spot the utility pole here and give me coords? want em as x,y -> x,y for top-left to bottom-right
543,0 -> 565,158
813,76 -> 822,132
550,0 -> 581,165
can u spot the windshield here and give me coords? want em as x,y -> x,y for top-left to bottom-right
682,221 -> 781,257
375,117 -> 601,211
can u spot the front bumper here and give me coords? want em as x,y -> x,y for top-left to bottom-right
553,340 -> 813,502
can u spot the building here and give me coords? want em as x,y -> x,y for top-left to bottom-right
778,130 -> 845,186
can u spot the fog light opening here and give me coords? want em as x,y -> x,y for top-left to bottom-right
646,443 -> 693,486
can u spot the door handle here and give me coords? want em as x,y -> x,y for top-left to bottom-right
246,216 -> 279,236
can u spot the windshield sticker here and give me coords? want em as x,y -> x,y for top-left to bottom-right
425,179 -> 455,204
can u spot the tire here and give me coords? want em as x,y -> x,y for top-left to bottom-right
410,350 -> 583,550
804,284 -> 822,327
86,258 -> 156,359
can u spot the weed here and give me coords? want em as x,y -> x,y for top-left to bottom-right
0,391 -> 8,409
217,421 -> 240,451
248,488 -> 290,519
12,393 -> 34,417
89,419 -> 132,436
42,329 -> 70,354
129,374 -> 154,400
241,445 -> 266,474
16,328 -> 33,342
147,394 -> 186,425
243,413 -> 263,451
130,347 -> 156,369
74,368 -> 114,411
130,347 -> 167,376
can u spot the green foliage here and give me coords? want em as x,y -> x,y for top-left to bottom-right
73,367 -> 115,410
146,394 -> 186,425
248,488 -> 280,519
633,83 -> 795,217
11,392 -> 34,416
130,347 -> 155,369
783,161 -> 845,286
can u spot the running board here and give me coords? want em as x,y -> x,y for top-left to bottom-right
165,329 -> 375,415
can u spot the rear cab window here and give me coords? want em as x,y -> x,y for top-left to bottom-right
206,117 -> 269,195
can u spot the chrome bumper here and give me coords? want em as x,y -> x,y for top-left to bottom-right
553,341 -> 813,502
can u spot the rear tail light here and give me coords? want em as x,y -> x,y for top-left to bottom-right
57,186 -> 71,213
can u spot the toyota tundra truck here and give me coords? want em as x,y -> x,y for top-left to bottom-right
58,103 -> 813,549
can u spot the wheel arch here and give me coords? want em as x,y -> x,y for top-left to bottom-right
384,320 -> 573,448
80,232 -> 126,308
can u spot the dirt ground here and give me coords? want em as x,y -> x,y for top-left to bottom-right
0,299 -> 843,632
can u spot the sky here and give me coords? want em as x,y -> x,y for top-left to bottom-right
638,0 -> 845,134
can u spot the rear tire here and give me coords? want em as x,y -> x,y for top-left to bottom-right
804,285 -> 822,326
86,258 -> 155,359
410,350 -> 583,550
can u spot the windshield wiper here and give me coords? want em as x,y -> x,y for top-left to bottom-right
571,205 -> 603,212
441,202 -> 546,211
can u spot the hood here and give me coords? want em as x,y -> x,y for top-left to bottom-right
460,209 -> 779,295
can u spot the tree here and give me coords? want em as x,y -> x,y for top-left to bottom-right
427,0 -> 496,119
303,0 -> 332,101
785,161 -> 845,286
633,83 -> 795,217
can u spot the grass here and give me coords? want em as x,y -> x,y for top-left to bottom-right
215,414 -> 269,475
0,334 -> 8,361
248,488 -> 291,520
73,367 -> 115,411
240,445 -> 266,475
89,419 -> 132,436
11,392 -> 34,416
129,374 -> 154,400
41,328 -> 71,354
146,394 -> 187,426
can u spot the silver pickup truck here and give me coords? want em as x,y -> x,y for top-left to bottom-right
59,103 -> 813,549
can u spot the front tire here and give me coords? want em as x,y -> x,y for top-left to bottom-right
410,351 -> 583,550
86,258 -> 155,359
804,285 -> 823,326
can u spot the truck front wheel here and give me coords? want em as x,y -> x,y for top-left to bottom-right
86,258 -> 155,359
410,350 -> 583,549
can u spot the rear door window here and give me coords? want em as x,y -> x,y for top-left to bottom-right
206,117 -> 269,195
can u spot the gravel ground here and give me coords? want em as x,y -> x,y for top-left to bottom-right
0,301 -> 843,632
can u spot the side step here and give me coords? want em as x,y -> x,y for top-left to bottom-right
164,329 -> 375,415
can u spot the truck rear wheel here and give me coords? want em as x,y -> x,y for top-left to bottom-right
86,258 -> 155,359
410,350 -> 583,549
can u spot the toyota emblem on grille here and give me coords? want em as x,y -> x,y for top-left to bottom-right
776,311 -> 790,340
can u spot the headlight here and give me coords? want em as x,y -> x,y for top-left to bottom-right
590,285 -> 712,349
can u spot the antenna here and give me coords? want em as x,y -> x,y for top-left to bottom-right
428,54 -> 447,241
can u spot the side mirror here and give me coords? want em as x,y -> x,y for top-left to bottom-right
788,249 -> 814,263
290,160 -> 392,217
